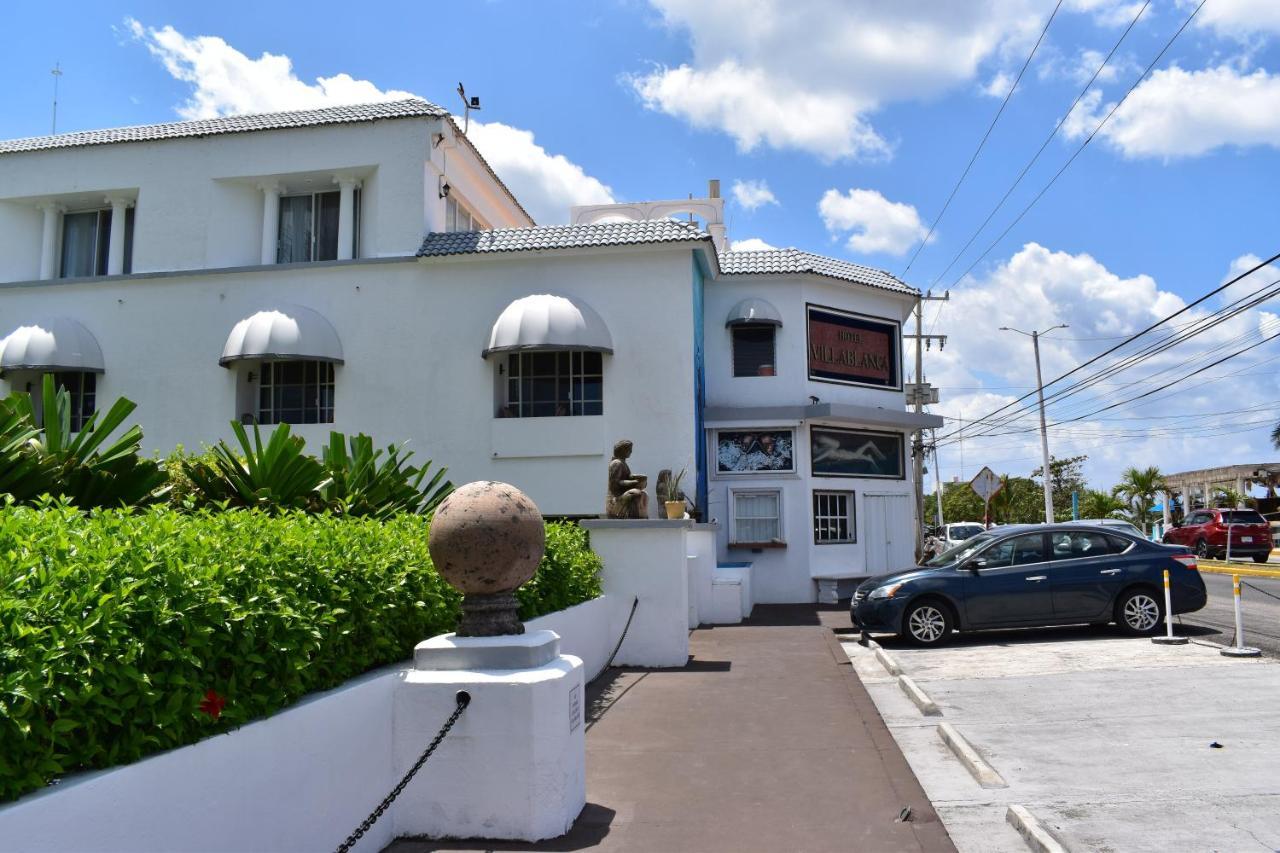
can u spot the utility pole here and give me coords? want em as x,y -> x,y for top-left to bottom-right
931,428 -> 944,529
906,291 -> 949,558
999,324 -> 1067,523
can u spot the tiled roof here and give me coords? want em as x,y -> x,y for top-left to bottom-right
718,248 -> 916,295
0,99 -> 447,154
417,219 -> 710,256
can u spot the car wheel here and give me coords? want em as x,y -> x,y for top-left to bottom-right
1195,539 -> 1210,559
1254,553 -> 1271,564
902,599 -> 953,647
1116,588 -> 1162,636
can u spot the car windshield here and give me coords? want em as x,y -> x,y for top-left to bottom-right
1220,511 -> 1267,524
948,524 -> 984,541
925,532 -> 998,567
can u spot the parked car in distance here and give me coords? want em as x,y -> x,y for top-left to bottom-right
942,522 -> 986,548
1068,518 -> 1145,538
851,524 -> 1206,646
1162,508 -> 1273,562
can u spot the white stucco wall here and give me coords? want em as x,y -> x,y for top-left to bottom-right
0,247 -> 698,517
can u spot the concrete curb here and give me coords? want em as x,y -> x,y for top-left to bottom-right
871,643 -> 903,676
897,674 -> 941,716
1006,805 -> 1068,853
937,722 -> 1007,788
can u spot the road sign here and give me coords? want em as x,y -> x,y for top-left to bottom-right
969,466 -> 1002,502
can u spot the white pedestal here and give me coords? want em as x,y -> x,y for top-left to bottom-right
393,632 -> 585,841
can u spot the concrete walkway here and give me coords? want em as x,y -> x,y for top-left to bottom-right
387,605 -> 955,853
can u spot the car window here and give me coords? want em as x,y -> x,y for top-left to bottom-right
1220,510 -> 1267,524
979,533 -> 1046,568
1104,534 -> 1134,553
1187,512 -> 1207,525
1050,531 -> 1120,559
949,524 -> 984,541
925,532 -> 998,567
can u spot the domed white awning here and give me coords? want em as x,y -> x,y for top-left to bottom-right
0,317 -> 105,374
220,305 -> 344,366
726,297 -> 782,327
483,294 -> 614,358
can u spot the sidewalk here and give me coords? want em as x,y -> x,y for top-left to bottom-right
387,605 -> 955,853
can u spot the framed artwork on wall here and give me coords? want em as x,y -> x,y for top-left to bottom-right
810,426 -> 905,479
715,429 -> 795,474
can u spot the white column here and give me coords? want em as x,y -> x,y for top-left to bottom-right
105,196 -> 131,275
1182,488 -> 1193,515
1162,492 -> 1172,528
259,182 -> 281,265
335,177 -> 360,260
1235,476 -> 1247,507
38,202 -> 62,280
1204,481 -> 1213,509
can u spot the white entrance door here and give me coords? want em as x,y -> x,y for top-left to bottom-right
865,494 -> 914,574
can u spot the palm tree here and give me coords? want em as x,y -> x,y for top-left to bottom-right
1273,421 -> 1280,450
1079,489 -> 1126,519
1112,466 -> 1167,537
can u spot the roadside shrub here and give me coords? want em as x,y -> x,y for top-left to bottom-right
0,504 -> 601,803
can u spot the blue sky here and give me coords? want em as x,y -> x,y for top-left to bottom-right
4,1 -> 1279,490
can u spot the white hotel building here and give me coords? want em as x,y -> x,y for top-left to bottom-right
0,98 -> 941,604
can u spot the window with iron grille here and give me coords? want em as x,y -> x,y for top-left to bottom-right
501,351 -> 602,418
39,372 -> 96,433
732,325 -> 776,377
813,491 -> 855,544
257,360 -> 335,424
732,489 -> 782,544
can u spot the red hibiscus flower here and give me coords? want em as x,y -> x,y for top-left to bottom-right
199,689 -> 226,720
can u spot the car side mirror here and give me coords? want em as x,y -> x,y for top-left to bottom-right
964,558 -> 988,572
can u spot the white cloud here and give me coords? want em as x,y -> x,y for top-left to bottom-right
630,0 -> 1053,159
926,245 -> 1280,488
465,122 -> 614,224
1189,0 -> 1280,39
1065,0 -> 1147,28
125,18 -> 613,223
730,179 -> 778,211
1066,65 -> 1280,158
818,188 -> 928,256
729,237 -> 777,252
982,70 -> 1016,98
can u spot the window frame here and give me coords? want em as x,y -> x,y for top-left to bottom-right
729,487 -> 784,547
973,532 -> 1051,569
499,349 -> 603,419
446,195 -> 489,233
812,490 -> 855,545
255,359 -> 336,425
731,324 -> 777,378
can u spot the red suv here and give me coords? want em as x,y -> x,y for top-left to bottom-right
1164,509 -> 1273,562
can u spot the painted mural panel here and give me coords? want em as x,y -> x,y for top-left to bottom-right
716,429 -> 795,474
810,426 -> 905,479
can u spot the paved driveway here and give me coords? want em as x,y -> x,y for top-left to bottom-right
844,625 -> 1280,852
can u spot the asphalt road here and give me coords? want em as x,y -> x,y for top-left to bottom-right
1179,570 -> 1280,658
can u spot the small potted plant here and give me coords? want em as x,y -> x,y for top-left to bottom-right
658,468 -> 687,520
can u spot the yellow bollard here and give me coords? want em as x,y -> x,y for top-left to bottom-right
1221,574 -> 1261,658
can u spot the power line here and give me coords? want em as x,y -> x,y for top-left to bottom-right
935,249 -> 1280,443
900,0 -> 1064,278
942,0 -> 1208,292
924,0 -> 1151,290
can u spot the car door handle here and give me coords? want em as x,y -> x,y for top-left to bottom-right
1026,576 -> 1047,582
1100,569 -> 1121,575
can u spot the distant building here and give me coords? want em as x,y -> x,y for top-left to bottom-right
0,98 -> 941,603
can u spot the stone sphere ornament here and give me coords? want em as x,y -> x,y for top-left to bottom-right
429,480 -> 546,637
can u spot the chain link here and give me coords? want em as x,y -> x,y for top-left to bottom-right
591,595 -> 639,684
335,691 -> 471,853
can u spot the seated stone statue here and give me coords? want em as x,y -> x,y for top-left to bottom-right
606,439 -> 649,519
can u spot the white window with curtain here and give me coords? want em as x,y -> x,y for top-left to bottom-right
278,190 -> 357,263
731,489 -> 783,546
60,208 -> 133,278
446,196 -> 487,232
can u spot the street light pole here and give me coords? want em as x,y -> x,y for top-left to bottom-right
1000,324 -> 1068,524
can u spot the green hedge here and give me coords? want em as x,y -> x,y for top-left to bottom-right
0,504 -> 602,803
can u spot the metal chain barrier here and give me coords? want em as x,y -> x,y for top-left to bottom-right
334,690 -> 471,853
591,595 -> 639,684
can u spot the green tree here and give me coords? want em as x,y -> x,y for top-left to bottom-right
1031,454 -> 1089,521
1112,466 -> 1166,536
1078,489 -> 1126,519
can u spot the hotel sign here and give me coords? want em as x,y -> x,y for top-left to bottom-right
806,305 -> 901,390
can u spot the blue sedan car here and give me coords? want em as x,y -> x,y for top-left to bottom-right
852,524 -> 1206,646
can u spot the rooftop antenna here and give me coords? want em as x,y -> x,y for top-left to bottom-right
456,82 -> 481,134
50,61 -> 63,135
